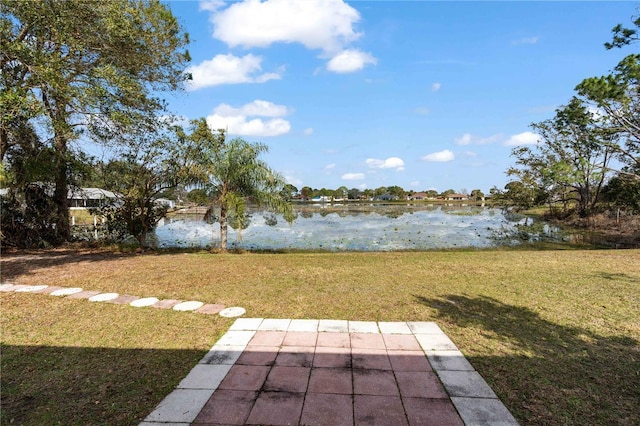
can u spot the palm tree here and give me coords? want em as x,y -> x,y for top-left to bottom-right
204,137 -> 294,251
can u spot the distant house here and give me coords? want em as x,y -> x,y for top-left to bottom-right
311,195 -> 332,202
68,187 -> 120,209
374,193 -> 397,201
155,198 -> 175,209
444,193 -> 468,201
410,192 -> 428,200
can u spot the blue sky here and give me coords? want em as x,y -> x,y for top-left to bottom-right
164,0 -> 637,193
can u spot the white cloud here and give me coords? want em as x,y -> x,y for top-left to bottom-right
357,183 -> 367,190
512,36 -> 539,45
325,163 -> 336,169
303,127 -> 314,135
215,100 -> 290,117
210,0 -> 361,53
186,54 -> 282,90
284,175 -> 303,187
422,149 -> 455,162
207,0 -> 375,73
342,172 -> 365,180
454,133 -> 501,146
414,107 -> 430,115
455,133 -> 473,146
504,131 -> 541,146
462,151 -> 477,157
199,0 -> 224,12
206,100 -> 291,137
365,157 -> 405,171
327,49 -> 377,73
432,82 -> 441,92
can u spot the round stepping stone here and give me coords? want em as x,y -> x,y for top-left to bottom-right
88,292 -> 119,302
51,287 -> 83,297
219,307 -> 246,318
15,285 -> 48,293
173,301 -> 204,311
130,297 -> 159,307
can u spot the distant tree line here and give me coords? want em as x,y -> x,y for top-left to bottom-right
494,15 -> 640,219
186,185 -> 486,203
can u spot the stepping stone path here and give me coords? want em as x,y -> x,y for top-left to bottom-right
0,283 -> 244,318
141,319 -> 520,426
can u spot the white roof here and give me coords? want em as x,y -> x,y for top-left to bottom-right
67,187 -> 119,199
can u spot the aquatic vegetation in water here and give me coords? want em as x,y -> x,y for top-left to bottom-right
155,205 -> 529,251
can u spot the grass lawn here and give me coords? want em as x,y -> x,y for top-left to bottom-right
1,248 -> 639,425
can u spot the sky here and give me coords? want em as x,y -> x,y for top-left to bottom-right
162,0 -> 638,194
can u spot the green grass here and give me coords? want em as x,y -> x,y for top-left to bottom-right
1,249 -> 639,425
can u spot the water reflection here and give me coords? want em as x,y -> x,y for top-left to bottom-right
155,204 -> 529,251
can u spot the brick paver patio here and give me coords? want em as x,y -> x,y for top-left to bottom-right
141,319 -> 519,425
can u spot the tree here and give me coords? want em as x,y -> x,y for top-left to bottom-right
424,189 -> 439,199
300,186 -> 312,200
334,186 -> 348,200
491,180 -> 542,211
509,98 -> 614,217
470,189 -> 485,201
202,137 -> 294,251
575,16 -> 640,180
602,165 -> 640,214
187,188 -> 209,205
1,0 -> 190,242
90,121 -> 208,248
281,184 -> 299,201
347,187 -> 362,200
387,185 -> 406,200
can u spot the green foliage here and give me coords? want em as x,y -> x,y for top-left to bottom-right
87,121 -> 211,248
575,15 -> 640,179
187,188 -> 209,205
491,180 -> 544,211
604,16 -> 640,49
1,0 -> 191,242
198,136 -> 294,251
602,167 -> 640,213
0,184 -> 59,248
470,189 -> 485,201
508,98 -> 614,217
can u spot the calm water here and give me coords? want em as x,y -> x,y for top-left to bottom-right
154,204 -> 535,251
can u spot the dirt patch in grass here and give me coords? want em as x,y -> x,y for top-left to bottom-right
1,248 -> 639,425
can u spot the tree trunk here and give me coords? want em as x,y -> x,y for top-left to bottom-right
53,133 -> 70,243
219,204 -> 228,252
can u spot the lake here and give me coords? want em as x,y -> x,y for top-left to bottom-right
153,204 -> 541,251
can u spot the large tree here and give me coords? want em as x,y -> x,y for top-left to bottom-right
0,0 -> 190,242
509,98 -> 614,217
90,120 -> 212,248
575,16 -> 640,180
202,137 -> 295,251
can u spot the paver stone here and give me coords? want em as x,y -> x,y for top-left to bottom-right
308,367 -> 352,394
193,389 -> 258,425
403,397 -> 464,426
245,391 -> 304,425
395,371 -> 449,399
353,369 -> 399,396
300,393 -> 353,426
354,395 -> 408,426
264,366 -> 310,393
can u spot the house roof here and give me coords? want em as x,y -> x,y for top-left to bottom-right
68,187 -> 119,199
